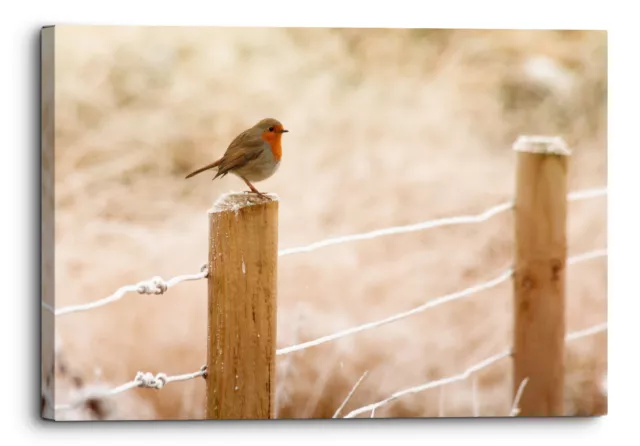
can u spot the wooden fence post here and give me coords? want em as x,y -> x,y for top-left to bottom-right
206,193 -> 278,420
512,136 -> 570,417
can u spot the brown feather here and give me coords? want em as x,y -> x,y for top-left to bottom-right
212,128 -> 266,179
184,158 -> 222,179
185,121 -> 274,181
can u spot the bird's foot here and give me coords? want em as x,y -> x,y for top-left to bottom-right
243,190 -> 271,200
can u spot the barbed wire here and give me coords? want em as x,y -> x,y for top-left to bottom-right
278,187 -> 606,258
342,321 -> 607,418
276,268 -> 512,356
55,366 -> 207,412
278,201 -> 514,257
52,319 -> 608,414
567,249 -> 608,265
565,322 -> 608,342
46,186 -> 606,416
343,350 -> 512,418
42,187 -> 605,319
567,187 -> 608,202
44,264 -> 208,317
277,248 -> 607,356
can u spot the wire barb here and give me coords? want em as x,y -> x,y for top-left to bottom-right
44,266 -> 208,317
136,277 -> 168,295
55,367 -> 207,412
46,186 -> 606,416
135,372 -> 168,389
42,187 -> 605,318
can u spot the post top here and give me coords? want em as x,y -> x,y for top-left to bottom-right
209,191 -> 279,214
512,135 -> 571,156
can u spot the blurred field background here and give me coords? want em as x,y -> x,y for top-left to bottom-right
47,26 -> 607,420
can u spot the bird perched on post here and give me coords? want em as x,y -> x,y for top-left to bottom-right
185,118 -> 288,199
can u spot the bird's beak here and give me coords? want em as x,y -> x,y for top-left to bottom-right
280,129 -> 289,133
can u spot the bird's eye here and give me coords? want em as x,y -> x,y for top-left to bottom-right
268,126 -> 274,132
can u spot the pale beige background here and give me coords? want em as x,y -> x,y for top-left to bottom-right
48,27 -> 607,419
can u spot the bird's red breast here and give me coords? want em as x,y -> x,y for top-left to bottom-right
261,129 -> 283,161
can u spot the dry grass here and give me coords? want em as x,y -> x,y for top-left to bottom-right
48,26 -> 607,419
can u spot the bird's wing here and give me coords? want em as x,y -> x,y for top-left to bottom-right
214,130 -> 265,178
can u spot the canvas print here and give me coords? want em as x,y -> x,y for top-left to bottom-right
41,26 -> 607,421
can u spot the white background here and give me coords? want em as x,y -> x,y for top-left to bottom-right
1,0 -> 637,443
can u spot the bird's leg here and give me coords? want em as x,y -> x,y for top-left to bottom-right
241,177 -> 269,199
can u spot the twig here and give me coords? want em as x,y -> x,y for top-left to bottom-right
332,371 -> 369,418
343,350 -> 511,418
274,304 -> 306,418
344,321 -> 607,418
439,386 -> 446,417
509,377 -> 530,416
472,374 -> 480,417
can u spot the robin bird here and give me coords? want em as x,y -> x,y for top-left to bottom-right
185,117 -> 289,198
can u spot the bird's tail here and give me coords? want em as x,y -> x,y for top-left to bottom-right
185,158 -> 222,179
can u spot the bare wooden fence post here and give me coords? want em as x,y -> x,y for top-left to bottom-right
512,136 -> 570,417
206,193 -> 278,420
